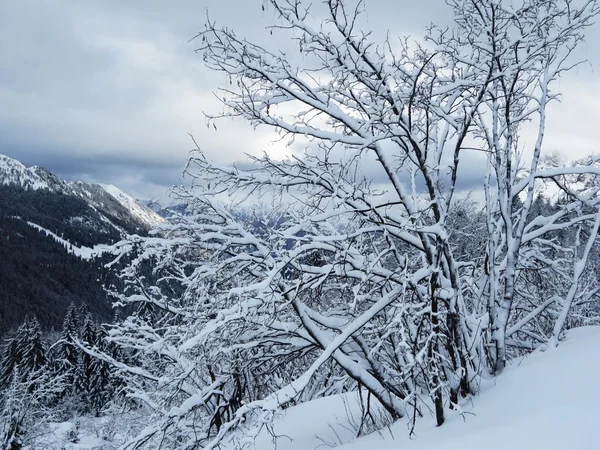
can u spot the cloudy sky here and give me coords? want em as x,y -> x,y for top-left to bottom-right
1,1 -> 600,201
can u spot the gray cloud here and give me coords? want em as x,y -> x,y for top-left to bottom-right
1,0 -> 599,201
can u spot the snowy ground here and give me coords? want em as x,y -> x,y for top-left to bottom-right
244,326 -> 600,450
37,327 -> 600,449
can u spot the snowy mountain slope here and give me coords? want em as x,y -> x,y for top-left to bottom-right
0,154 -> 68,192
69,181 -> 164,232
0,153 -> 164,235
99,183 -> 164,228
238,327 -> 600,450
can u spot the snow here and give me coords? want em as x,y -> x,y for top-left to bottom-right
33,327 -> 600,449
241,326 -> 600,450
45,422 -> 108,449
26,221 -> 108,260
0,154 -> 55,191
99,184 -> 165,229
32,416 -> 128,450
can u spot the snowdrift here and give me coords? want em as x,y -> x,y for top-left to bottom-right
247,326 -> 600,450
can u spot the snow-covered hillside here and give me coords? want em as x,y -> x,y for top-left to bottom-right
247,327 -> 600,450
100,183 -> 164,229
0,154 -> 68,191
35,327 -> 600,449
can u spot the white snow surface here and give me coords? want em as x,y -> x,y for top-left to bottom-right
26,221 -> 108,260
99,183 -> 165,229
36,326 -> 600,449
242,326 -> 600,450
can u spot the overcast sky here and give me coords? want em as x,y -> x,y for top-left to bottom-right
1,1 -> 600,201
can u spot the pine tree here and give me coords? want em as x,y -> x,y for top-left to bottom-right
86,323 -> 114,416
0,318 -> 46,389
74,313 -> 97,399
78,302 -> 90,322
74,312 -> 119,415
60,303 -> 80,370
79,313 -> 98,348
0,335 -> 18,388
20,317 -> 46,376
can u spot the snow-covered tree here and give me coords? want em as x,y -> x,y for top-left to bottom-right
21,317 -> 46,378
74,313 -> 116,415
60,303 -> 80,371
0,370 -> 27,450
0,365 -> 67,449
0,319 -> 66,448
0,334 -> 19,388
0,317 -> 47,389
101,0 -> 600,447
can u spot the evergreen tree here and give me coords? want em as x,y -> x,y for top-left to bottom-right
74,313 -> 97,399
79,313 -> 98,347
78,302 -> 90,323
83,321 -> 114,416
0,318 -> 46,389
0,335 -> 18,388
60,303 -> 80,370
20,317 -> 46,376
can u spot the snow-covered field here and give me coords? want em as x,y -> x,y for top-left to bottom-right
37,327 -> 600,449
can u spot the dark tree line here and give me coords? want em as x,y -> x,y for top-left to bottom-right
0,183 -> 155,335
0,215 -> 113,334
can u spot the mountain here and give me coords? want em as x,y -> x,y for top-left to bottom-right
145,199 -> 190,218
0,154 -> 164,234
69,181 -> 164,234
0,154 -> 69,192
0,154 -> 165,335
99,183 -> 164,229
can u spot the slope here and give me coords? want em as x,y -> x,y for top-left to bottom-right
0,154 -> 164,334
248,327 -> 600,450
37,326 -> 600,449
0,215 -> 114,334
99,183 -> 164,229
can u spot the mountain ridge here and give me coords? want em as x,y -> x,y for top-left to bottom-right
0,153 -> 164,231
0,153 -> 165,333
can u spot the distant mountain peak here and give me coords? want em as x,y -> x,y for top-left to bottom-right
0,153 -> 165,232
99,183 -> 164,228
0,154 -> 67,192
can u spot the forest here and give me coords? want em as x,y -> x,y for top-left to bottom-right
0,185 -> 127,334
